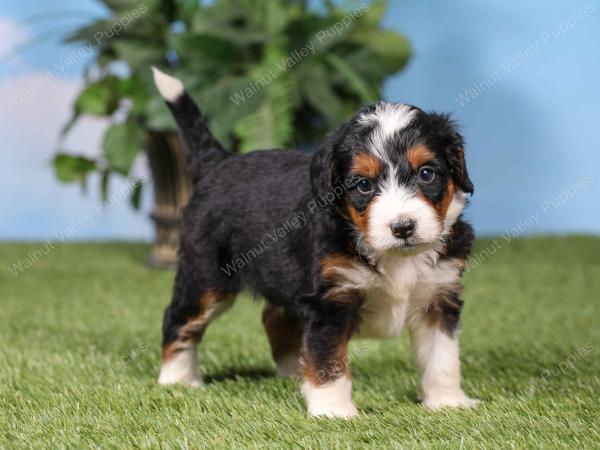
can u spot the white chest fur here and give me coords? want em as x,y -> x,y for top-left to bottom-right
352,250 -> 462,339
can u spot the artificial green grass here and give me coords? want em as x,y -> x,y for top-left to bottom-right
0,237 -> 599,448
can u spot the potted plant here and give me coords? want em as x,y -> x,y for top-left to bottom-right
55,0 -> 411,267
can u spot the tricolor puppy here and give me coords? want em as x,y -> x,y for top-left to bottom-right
153,67 -> 479,418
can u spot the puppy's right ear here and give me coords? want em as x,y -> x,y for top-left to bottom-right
310,122 -> 349,209
310,141 -> 335,202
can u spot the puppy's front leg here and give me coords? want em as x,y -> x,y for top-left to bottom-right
301,300 -> 359,418
408,292 -> 479,410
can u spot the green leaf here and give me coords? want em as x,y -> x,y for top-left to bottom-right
97,47 -> 118,68
130,180 -> 143,209
234,90 -> 292,152
352,30 -> 411,72
176,0 -> 201,27
113,40 -> 166,69
264,0 -> 288,35
145,95 -> 177,131
193,75 -> 262,146
102,121 -> 144,175
189,2 -> 267,46
75,80 -> 119,116
336,47 -> 388,87
234,78 -> 293,150
64,19 -> 118,45
298,61 -> 344,126
233,39 -> 293,152
325,53 -> 377,104
53,154 -> 96,184
169,32 -> 241,65
119,76 -> 149,114
359,0 -> 387,28
286,12 -> 342,52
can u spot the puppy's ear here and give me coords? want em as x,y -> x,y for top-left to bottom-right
429,113 -> 474,194
447,144 -> 474,194
310,122 -> 348,208
310,141 -> 336,211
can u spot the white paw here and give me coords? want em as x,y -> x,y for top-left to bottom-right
302,376 -> 358,419
309,401 -> 359,418
423,390 -> 480,411
158,348 -> 204,388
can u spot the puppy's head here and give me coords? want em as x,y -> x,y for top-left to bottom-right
311,102 -> 473,257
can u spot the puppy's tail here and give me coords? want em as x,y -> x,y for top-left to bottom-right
152,67 -> 229,182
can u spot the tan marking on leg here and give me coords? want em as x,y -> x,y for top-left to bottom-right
162,342 -> 179,362
301,331 -> 352,386
262,304 -> 303,377
177,290 -> 235,342
159,291 -> 236,387
301,331 -> 357,418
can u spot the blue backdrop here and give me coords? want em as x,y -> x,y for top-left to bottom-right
1,0 -> 598,240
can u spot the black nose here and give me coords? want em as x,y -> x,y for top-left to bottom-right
390,219 -> 415,239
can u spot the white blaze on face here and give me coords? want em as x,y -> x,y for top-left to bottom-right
367,168 -> 441,252
358,103 -> 417,161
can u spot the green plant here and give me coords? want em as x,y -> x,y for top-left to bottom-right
55,0 -> 411,205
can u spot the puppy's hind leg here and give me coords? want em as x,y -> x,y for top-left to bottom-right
159,262 -> 237,387
262,304 -> 304,377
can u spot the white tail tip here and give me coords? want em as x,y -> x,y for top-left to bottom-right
152,66 -> 184,102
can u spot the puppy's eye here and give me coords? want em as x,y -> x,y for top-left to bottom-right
357,178 -> 373,194
418,167 -> 436,183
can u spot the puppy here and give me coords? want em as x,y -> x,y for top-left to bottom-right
152,67 -> 479,417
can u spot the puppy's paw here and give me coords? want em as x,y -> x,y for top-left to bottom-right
423,390 -> 480,411
158,373 -> 205,388
309,401 -> 359,419
158,349 -> 204,388
302,376 -> 358,419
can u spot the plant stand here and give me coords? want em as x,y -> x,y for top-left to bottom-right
145,131 -> 191,268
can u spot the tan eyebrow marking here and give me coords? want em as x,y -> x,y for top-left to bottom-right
406,145 -> 435,170
351,152 -> 382,178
